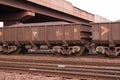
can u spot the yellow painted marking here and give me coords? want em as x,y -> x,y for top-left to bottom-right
101,26 -> 109,36
0,31 -> 2,36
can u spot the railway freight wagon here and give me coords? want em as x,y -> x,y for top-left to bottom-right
0,23 -> 91,55
92,22 -> 120,57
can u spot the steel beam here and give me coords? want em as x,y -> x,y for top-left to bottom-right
0,0 -> 89,23
0,11 -> 35,21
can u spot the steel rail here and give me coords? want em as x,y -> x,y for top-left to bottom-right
0,61 -> 119,78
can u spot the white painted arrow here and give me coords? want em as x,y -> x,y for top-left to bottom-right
33,32 -> 38,37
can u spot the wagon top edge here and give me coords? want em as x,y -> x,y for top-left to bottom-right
3,22 -> 90,28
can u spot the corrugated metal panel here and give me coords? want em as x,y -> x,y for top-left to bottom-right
32,27 -> 39,41
92,24 -> 101,40
111,23 -> 120,40
64,25 -> 71,41
73,25 -> 80,40
55,25 -> 63,41
4,27 -> 16,42
16,27 -> 25,42
65,24 -> 80,41
39,26 -> 45,42
47,25 -> 56,41
24,27 -> 31,41
0,23 -> 91,45
92,22 -> 120,44
92,23 -> 109,41
99,23 -> 109,41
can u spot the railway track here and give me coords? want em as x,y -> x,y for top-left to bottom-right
0,63 -> 120,78
0,54 -> 119,79
0,54 -> 120,66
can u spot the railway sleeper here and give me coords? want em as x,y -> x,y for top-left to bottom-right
96,46 -> 120,57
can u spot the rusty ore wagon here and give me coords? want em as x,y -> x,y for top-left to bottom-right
92,22 -> 120,57
0,23 -> 91,55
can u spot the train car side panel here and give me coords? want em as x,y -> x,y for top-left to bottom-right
4,27 -> 16,42
92,23 -> 109,43
92,22 -> 120,57
73,25 -> 80,41
55,25 -> 63,42
47,25 -> 56,42
24,27 -> 31,42
47,25 -> 63,43
64,25 -> 72,41
39,26 -> 46,42
111,23 -> 120,44
32,26 -> 46,43
32,26 -> 40,41
92,24 -> 100,41
99,23 -> 109,41
16,27 -> 25,42
92,22 -> 120,44
64,24 -> 80,43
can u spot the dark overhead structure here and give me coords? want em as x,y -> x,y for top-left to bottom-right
0,0 -> 94,26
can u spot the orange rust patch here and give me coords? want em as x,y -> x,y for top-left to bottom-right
0,31 -> 2,36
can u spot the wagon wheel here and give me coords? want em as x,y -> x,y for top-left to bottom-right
2,45 -> 21,54
2,47 -> 11,54
54,52 -> 62,56
106,51 -> 118,58
12,47 -> 21,54
53,49 -> 62,56
75,47 -> 84,56
53,46 -> 62,56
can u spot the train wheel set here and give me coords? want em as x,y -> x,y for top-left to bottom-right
0,44 -> 86,56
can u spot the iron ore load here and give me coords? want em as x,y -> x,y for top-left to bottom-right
0,23 -> 91,56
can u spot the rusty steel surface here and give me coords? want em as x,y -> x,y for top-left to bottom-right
0,0 -> 92,25
27,0 -> 94,22
1,11 -> 35,21
0,23 -> 91,44
92,22 -> 120,45
0,55 -> 119,79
